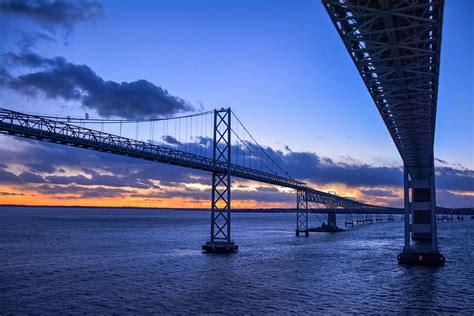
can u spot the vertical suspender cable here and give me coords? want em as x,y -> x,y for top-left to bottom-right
190,116 -> 193,154
195,115 -> 198,155
201,114 -> 204,157
165,119 -> 168,146
135,120 -> 138,140
162,119 -> 165,145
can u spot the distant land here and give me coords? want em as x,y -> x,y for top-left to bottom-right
0,204 -> 295,213
0,204 -> 474,215
2,204 -> 472,215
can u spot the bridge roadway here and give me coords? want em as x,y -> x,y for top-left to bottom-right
0,108 -> 392,210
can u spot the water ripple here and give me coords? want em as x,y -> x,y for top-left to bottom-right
0,207 -> 473,314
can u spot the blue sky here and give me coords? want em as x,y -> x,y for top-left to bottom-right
0,0 -> 472,207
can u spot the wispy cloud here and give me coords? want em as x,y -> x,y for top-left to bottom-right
0,0 -> 104,31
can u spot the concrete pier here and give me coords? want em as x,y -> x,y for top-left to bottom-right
202,241 -> 238,254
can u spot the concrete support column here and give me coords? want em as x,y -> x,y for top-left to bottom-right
398,161 -> 444,266
327,211 -> 337,227
411,188 -> 432,241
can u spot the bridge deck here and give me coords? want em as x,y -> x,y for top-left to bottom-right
323,0 -> 443,179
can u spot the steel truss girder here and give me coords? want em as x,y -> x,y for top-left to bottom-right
323,0 -> 444,180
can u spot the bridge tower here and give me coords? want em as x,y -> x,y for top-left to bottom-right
326,204 -> 337,229
202,108 -> 238,253
295,189 -> 309,236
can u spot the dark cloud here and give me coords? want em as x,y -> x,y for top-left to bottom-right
243,143 -> 403,187
0,67 -> 14,86
252,143 -> 474,193
44,173 -> 156,189
0,169 -> 21,183
162,135 -> 181,146
0,135 -> 210,189
0,191 -> 25,196
15,30 -> 56,50
2,52 -> 195,119
254,186 -> 280,193
233,189 -> 294,203
436,167 -> 474,191
128,187 -> 294,205
435,158 -> 449,164
0,0 -> 104,30
34,184 -> 131,199
19,171 -> 44,183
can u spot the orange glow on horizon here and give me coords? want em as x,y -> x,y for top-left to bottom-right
0,185 -> 294,209
0,181 -> 428,209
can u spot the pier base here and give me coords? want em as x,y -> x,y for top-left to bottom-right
308,223 -> 344,232
295,229 -> 309,236
202,241 -> 238,254
397,250 -> 445,266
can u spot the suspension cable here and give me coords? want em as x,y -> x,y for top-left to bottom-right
18,109 -> 214,124
231,110 -> 293,179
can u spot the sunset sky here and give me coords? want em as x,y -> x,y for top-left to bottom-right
0,0 -> 472,208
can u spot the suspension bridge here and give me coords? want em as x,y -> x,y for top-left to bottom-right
0,107 -> 400,249
0,0 -> 457,266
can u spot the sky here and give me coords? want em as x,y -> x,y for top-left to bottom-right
0,0 -> 472,208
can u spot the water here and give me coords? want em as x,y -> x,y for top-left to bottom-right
1,207 -> 473,314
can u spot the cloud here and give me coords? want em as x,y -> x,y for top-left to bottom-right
0,169 -> 22,183
33,184 -> 131,199
359,189 -> 399,198
15,30 -> 57,50
19,171 -> 45,183
0,135 -> 209,189
0,135 -> 472,207
0,0 -> 104,31
2,52 -> 196,119
240,142 -> 474,192
162,135 -> 182,146
254,186 -> 280,193
0,191 -> 25,196
242,142 -> 403,187
436,167 -> 474,191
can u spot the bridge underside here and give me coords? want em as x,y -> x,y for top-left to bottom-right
323,0 -> 444,265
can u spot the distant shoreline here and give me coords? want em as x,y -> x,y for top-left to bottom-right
0,204 -> 295,213
0,204 -> 471,215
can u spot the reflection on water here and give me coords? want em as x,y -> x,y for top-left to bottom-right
0,207 -> 473,314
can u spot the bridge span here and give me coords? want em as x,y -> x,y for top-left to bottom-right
0,107 -> 398,253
